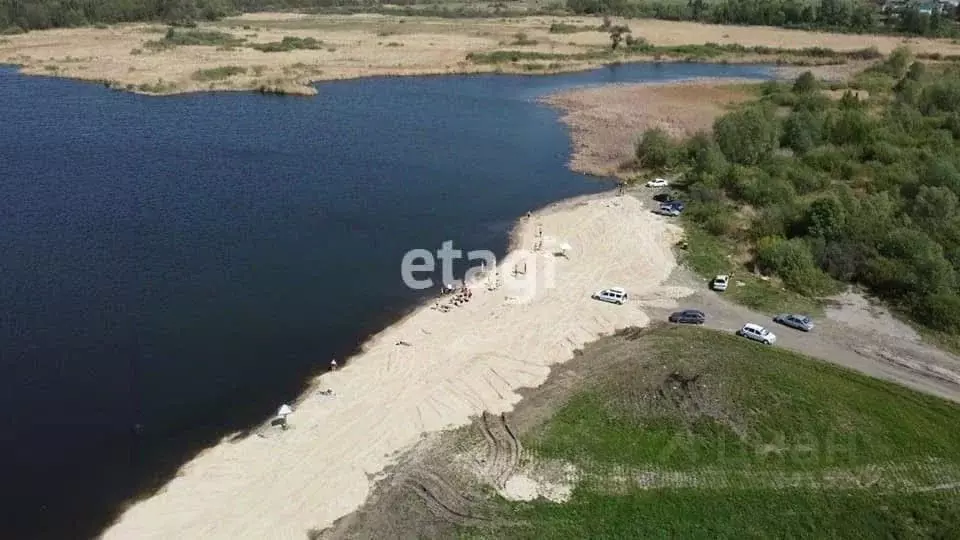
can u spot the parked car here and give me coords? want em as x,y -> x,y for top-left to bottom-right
774,313 -> 815,332
737,323 -> 777,344
655,205 -> 681,217
593,287 -> 628,305
653,192 -> 678,203
664,200 -> 685,212
711,275 -> 729,292
646,178 -> 669,188
669,309 -> 706,324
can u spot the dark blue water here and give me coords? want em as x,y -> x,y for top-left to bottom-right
0,62 -> 769,538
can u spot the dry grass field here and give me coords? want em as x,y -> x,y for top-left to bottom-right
2,13 -> 960,95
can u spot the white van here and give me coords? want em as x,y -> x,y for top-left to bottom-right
593,287 -> 628,305
737,323 -> 777,345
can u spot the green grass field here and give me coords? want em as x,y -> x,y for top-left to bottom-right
461,326 -> 960,538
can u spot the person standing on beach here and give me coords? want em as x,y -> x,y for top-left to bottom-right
330,358 -> 338,371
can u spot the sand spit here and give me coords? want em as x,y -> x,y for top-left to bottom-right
102,193 -> 684,539
3,13 -> 960,96
543,78 -> 758,177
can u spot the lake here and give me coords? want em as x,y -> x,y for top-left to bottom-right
0,61 -> 769,539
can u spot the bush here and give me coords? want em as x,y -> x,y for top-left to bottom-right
685,131 -> 728,180
192,65 -> 246,81
635,127 -> 676,170
914,293 -> 960,333
713,106 -> 779,165
781,108 -> 823,155
756,236 -> 833,295
151,28 -> 244,48
251,36 -> 324,52
792,71 -> 820,94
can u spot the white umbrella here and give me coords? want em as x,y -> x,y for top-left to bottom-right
559,243 -> 572,252
277,404 -> 293,417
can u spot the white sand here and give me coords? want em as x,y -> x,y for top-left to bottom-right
102,193 -> 683,539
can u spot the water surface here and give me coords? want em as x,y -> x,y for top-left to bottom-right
0,62 -> 769,539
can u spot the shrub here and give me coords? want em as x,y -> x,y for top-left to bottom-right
148,28 -> 244,49
781,108 -> 823,155
192,65 -> 246,81
635,127 -> 676,170
251,36 -> 324,52
713,106 -> 779,165
512,32 -> 537,45
756,236 -> 833,295
685,131 -> 727,179
792,71 -> 820,94
914,293 -> 960,333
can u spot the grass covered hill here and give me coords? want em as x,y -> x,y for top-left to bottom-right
463,325 -> 960,538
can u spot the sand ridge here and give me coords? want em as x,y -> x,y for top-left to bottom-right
101,193 -> 685,539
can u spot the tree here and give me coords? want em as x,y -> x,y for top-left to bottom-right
609,25 -> 630,50
713,106 -> 779,165
912,185 -> 959,234
635,127 -> 675,170
781,108 -> 822,155
688,0 -> 707,19
907,61 -> 927,81
884,46 -> 915,78
756,236 -> 832,295
792,71 -> 820,94
914,293 -> 960,333
806,196 -> 847,240
685,131 -> 727,179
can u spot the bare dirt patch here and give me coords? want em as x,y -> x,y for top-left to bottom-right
543,80 -> 756,177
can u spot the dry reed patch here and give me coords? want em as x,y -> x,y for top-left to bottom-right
544,79 -> 757,177
2,14 -> 960,95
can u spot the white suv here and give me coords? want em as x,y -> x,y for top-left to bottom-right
593,287 -> 628,305
646,178 -> 669,188
711,275 -> 729,292
737,323 -> 777,345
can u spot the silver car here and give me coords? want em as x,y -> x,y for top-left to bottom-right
774,313 -> 814,332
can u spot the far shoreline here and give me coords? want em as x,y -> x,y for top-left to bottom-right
1,13 -> 949,98
1,57 -> 784,97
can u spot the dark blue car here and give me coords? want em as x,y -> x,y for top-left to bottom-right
665,200 -> 685,211
669,309 -> 706,324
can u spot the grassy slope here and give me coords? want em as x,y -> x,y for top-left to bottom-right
462,326 -> 960,538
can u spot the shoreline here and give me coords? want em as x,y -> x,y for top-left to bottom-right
101,187 -> 689,538
2,13 -> 956,98
95,58 -> 807,539
4,57 -> 785,97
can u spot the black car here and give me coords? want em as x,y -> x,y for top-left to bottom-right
669,309 -> 706,324
653,192 -> 678,203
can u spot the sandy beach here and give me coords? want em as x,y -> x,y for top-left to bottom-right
102,192 -> 689,538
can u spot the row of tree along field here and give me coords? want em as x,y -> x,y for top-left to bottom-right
637,48 -> 960,333
2,0 -> 960,36
568,0 -> 960,38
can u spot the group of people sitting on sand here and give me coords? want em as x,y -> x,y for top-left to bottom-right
434,283 -> 472,312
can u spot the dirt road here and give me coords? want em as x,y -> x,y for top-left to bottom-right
649,264 -> 960,406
